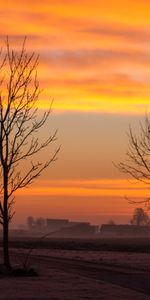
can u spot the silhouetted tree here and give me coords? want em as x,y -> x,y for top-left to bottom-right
107,219 -> 116,225
117,115 -> 150,206
35,217 -> 45,230
27,216 -> 45,230
0,38 -> 60,269
130,208 -> 150,226
27,216 -> 35,229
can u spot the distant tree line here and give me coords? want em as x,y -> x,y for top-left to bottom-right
130,208 -> 150,226
27,216 -> 46,230
107,208 -> 150,226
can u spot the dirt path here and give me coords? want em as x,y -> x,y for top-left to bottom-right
16,253 -> 150,298
0,251 -> 149,299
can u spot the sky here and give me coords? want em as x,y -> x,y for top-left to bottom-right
1,0 -> 150,226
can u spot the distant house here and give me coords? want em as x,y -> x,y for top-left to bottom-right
100,224 -> 150,237
51,222 -> 99,238
46,218 -> 99,237
46,218 -> 69,232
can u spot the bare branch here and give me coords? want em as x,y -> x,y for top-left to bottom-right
116,116 -> 150,205
0,37 -> 60,227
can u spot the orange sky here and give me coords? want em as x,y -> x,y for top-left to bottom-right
2,0 -> 150,114
1,0 -> 150,225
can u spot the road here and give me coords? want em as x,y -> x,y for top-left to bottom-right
21,253 -> 150,298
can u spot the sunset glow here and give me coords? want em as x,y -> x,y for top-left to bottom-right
16,179 -> 150,199
1,0 -> 150,225
1,0 -> 150,114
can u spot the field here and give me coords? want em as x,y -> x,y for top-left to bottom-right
7,236 -> 150,252
0,237 -> 150,299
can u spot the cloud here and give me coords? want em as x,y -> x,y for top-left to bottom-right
16,178 -> 149,199
40,48 -> 150,70
39,72 -> 150,98
81,23 -> 150,44
0,0 -> 150,115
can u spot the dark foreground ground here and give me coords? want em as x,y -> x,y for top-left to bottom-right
6,236 -> 150,252
1,237 -> 150,299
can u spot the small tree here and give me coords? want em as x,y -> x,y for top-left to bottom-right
130,208 -> 150,226
35,217 -> 45,230
0,38 -> 60,269
107,219 -> 116,225
27,216 -> 35,230
117,115 -> 150,206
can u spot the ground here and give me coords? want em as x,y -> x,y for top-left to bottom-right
0,246 -> 150,299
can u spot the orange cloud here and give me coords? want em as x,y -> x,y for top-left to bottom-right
16,178 -> 150,199
0,1 -> 150,114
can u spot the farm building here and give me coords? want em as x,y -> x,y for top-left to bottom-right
100,224 -> 150,237
46,219 -> 99,237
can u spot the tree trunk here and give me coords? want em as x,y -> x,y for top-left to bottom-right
3,218 -> 10,269
3,167 -> 11,269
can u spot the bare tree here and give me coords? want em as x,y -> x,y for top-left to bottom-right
117,115 -> 150,206
0,38 -> 60,269
35,217 -> 46,230
107,219 -> 116,225
27,216 -> 35,230
130,208 -> 150,226
27,216 -> 45,230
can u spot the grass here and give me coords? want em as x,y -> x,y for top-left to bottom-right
3,236 -> 150,253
